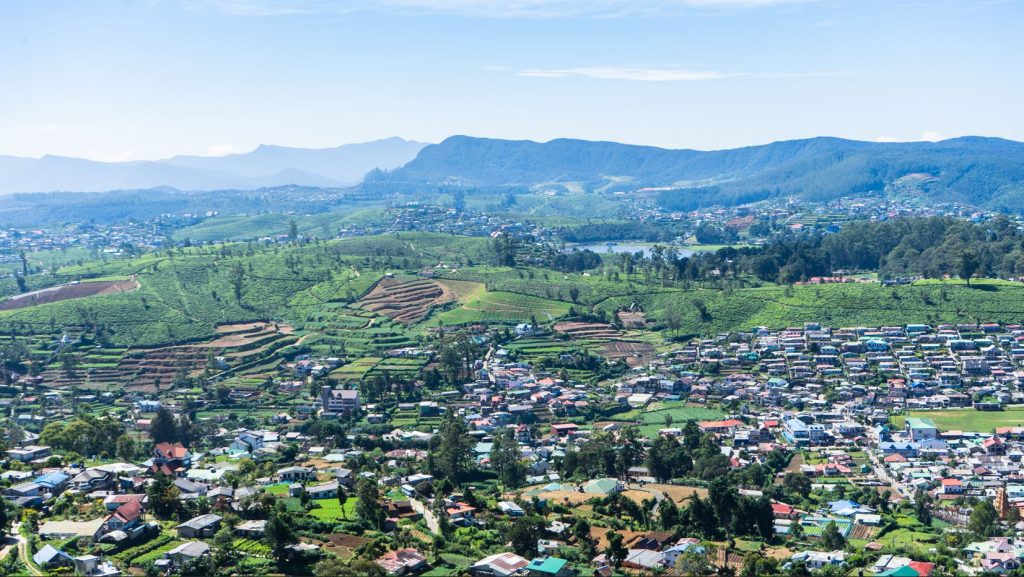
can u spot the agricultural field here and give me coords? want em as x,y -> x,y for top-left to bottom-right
427,289 -> 572,326
308,497 -> 359,521
356,276 -> 455,323
891,407 -> 1024,433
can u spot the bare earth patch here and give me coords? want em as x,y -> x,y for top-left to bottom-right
0,278 -> 139,311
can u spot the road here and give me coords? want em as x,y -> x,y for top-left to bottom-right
10,523 -> 42,576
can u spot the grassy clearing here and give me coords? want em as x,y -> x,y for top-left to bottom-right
892,407 -> 1024,433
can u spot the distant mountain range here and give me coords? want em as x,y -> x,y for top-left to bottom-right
5,135 -> 1024,210
0,137 -> 427,194
370,135 -> 1024,210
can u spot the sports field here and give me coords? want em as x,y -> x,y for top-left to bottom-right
891,407 -> 1024,433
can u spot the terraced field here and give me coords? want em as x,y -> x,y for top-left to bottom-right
356,277 -> 455,324
428,290 -> 572,326
554,321 -> 622,340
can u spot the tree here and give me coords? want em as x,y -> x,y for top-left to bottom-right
212,525 -> 237,568
491,428 -> 526,489
355,478 -> 386,530
782,472 -> 812,499
659,496 -> 681,530
604,530 -> 627,568
115,434 -> 138,462
509,516 -> 546,558
969,500 -> 1000,537
676,548 -> 713,577
337,488 -> 349,520
230,263 -> 245,302
288,219 -> 299,241
150,406 -> 178,444
914,489 -> 933,526
820,521 -> 845,550
789,520 -> 803,541
0,501 -> 9,541
146,474 -> 180,517
434,410 -> 473,484
573,518 -> 595,558
265,508 -> 298,562
960,250 -> 980,286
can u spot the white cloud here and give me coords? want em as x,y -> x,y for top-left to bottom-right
207,143 -> 241,156
513,66 -> 852,82
519,66 -> 725,81
918,131 -> 945,142
191,0 -> 816,18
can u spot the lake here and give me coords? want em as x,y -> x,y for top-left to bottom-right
568,242 -> 695,258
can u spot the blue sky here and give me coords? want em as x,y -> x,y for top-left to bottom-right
0,0 -> 1021,160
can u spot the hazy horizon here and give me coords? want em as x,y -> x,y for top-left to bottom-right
4,132 -> 1023,164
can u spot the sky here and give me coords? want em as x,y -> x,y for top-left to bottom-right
0,0 -> 1021,161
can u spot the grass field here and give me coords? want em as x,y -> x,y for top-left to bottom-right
606,402 -> 726,438
309,497 -> 359,521
892,407 -> 1024,433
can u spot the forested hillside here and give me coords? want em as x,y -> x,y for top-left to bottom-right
370,135 -> 1024,209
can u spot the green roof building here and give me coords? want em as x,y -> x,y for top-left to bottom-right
527,557 -> 574,577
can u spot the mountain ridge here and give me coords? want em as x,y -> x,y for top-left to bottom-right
369,134 -> 1024,209
0,137 -> 428,194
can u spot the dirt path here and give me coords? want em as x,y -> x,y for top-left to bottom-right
13,524 -> 42,576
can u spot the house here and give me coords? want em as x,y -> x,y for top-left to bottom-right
231,430 -> 266,453
152,442 -> 191,476
34,471 -> 71,495
905,418 -> 938,441
103,494 -> 148,512
173,478 -> 207,497
940,478 -> 964,495
471,552 -> 530,577
175,514 -> 222,538
321,386 -> 360,417
101,501 -> 144,535
4,481 -> 43,499
38,518 -> 107,541
71,469 -> 114,492
307,482 -> 339,499
772,502 -> 800,520
376,548 -> 429,576
789,550 -> 846,570
33,544 -> 73,569
515,323 -> 536,337
335,468 -> 355,489
6,445 -> 51,462
165,541 -> 211,565
235,519 -> 267,538
526,556 -> 574,577
622,550 -> 667,571
583,478 -> 624,495
550,423 -> 579,437
73,555 -> 120,577
497,501 -> 525,516
662,539 -> 704,567
276,466 -> 316,482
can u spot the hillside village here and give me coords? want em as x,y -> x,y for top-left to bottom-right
4,317 -> 1024,576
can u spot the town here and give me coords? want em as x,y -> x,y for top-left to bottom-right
6,307 -> 1024,576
